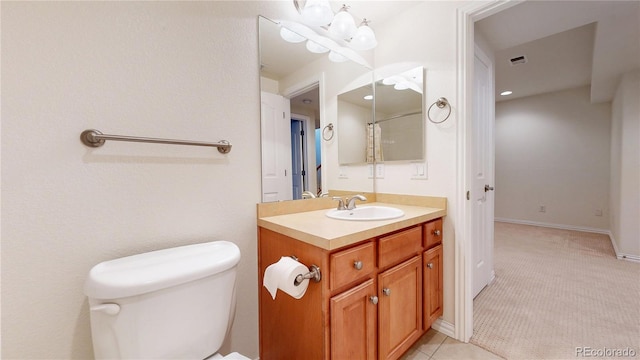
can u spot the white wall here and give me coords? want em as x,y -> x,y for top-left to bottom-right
610,69 -> 640,259
1,2 -> 271,358
494,86 -> 611,231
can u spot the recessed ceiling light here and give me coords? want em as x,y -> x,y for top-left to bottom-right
302,98 -> 312,104
364,95 -> 373,100
500,90 -> 513,96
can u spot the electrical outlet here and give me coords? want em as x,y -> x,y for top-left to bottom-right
539,205 -> 546,213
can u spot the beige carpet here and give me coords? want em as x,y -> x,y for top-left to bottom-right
471,222 -> 640,360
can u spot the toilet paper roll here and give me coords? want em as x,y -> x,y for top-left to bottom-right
262,257 -> 310,300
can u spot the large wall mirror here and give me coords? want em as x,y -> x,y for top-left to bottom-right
258,15 -> 374,202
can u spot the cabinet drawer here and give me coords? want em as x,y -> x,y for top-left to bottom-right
424,218 -> 443,249
330,242 -> 375,290
378,226 -> 422,269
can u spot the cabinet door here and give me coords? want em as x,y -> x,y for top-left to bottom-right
331,279 -> 377,360
378,256 -> 422,360
423,244 -> 443,330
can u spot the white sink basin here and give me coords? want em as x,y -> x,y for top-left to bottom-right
325,206 -> 405,221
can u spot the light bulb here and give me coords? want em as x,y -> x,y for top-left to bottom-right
301,0 -> 334,27
280,27 -> 306,43
329,9 -> 357,40
306,40 -> 329,54
350,22 -> 377,51
394,82 -> 410,90
328,51 -> 348,63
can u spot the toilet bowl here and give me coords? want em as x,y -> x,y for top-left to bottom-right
84,241 -> 250,360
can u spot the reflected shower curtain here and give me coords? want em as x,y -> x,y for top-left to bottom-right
366,123 -> 383,163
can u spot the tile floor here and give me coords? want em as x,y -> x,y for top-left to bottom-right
400,329 -> 504,360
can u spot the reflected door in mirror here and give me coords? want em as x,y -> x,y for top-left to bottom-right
261,91 -> 292,202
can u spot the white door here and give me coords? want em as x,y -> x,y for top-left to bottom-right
472,45 -> 495,298
260,91 -> 292,202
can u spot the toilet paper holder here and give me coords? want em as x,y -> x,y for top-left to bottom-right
290,256 -> 322,286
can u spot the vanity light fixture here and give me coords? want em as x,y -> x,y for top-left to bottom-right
329,5 -> 357,40
328,50 -> 348,62
291,0 -> 377,52
500,90 -> 513,96
278,20 -> 371,67
300,0 -> 334,27
280,27 -> 306,43
350,19 -> 377,51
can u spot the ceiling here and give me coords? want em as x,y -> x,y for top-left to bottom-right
263,1 -> 639,106
476,0 -> 640,103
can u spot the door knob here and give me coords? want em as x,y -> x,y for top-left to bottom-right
353,260 -> 363,270
484,185 -> 494,192
370,296 -> 379,305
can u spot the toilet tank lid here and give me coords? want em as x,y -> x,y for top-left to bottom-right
84,240 -> 240,299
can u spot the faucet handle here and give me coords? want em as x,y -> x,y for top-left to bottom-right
332,196 -> 346,210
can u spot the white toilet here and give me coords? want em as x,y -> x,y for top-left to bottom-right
84,240 -> 250,360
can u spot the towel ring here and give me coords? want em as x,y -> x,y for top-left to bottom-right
322,123 -> 334,141
428,97 -> 451,124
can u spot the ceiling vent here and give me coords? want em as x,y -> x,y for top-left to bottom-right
509,55 -> 528,66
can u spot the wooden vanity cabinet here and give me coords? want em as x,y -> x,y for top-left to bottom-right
423,219 -> 444,330
258,218 -> 444,360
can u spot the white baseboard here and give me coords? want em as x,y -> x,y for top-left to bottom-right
431,318 -> 455,338
496,217 -> 640,263
494,217 -> 609,234
607,232 -> 640,263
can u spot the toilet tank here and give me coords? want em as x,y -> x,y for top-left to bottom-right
84,241 -> 241,360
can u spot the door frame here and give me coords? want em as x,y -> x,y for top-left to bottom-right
455,0 -> 521,342
283,73 -> 327,196
291,114 -> 314,197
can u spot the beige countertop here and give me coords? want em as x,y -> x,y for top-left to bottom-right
258,202 -> 446,250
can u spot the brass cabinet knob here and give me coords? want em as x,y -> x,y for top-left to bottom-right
370,296 -> 379,305
354,260 -> 363,270
427,263 -> 433,269
382,288 -> 391,296
433,229 -> 441,236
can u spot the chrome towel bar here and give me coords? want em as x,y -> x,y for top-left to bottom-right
80,129 -> 232,154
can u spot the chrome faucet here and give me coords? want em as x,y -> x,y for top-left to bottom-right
301,191 -> 316,199
346,195 -> 367,210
